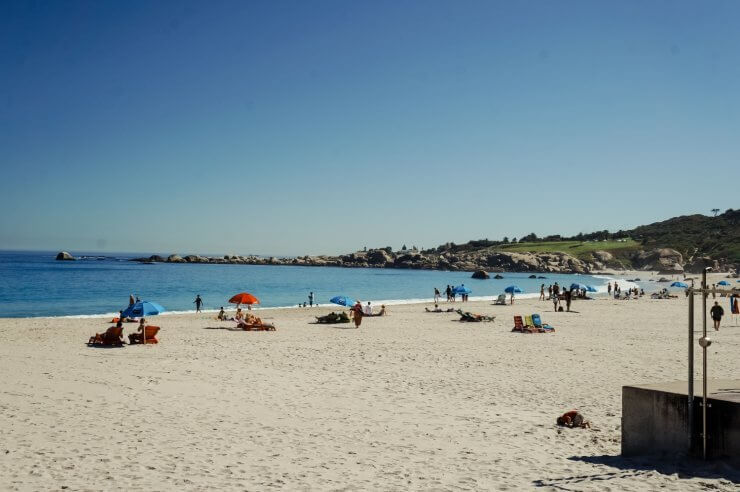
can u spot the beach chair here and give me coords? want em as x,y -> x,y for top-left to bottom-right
494,294 -> 507,305
88,326 -> 124,347
524,315 -> 534,327
532,313 -> 555,332
512,316 -> 525,332
129,326 -> 160,344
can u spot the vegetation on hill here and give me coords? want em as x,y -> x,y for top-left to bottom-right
422,209 -> 739,267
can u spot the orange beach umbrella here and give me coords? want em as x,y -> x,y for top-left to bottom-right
229,292 -> 260,306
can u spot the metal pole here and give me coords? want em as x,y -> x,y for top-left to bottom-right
688,287 -> 694,452
701,268 -> 709,460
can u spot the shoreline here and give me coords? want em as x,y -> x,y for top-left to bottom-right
4,273 -> 655,320
2,269 -> 727,320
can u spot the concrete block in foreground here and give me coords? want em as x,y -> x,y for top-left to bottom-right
622,379 -> 740,463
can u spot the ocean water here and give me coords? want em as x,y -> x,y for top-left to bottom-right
0,251 -> 637,318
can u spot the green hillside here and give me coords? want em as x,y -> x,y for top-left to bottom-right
430,209 -> 739,268
498,239 -> 641,260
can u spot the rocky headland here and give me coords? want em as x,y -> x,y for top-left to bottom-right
117,246 -> 734,275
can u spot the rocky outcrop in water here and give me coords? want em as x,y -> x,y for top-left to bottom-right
56,251 -> 75,261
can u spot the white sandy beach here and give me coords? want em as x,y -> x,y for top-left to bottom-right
1,273 -> 739,491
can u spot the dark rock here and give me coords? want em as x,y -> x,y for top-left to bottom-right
528,274 -> 537,279
367,249 -> 393,265
494,274 -> 504,279
56,251 -> 75,261
149,255 -> 165,262
471,270 -> 490,279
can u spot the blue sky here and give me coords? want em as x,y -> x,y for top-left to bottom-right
1,1 -> 738,256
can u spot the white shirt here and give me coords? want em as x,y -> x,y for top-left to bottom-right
364,304 -> 373,315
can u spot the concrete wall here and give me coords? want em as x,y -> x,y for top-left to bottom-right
622,382 -> 740,464
622,386 -> 689,459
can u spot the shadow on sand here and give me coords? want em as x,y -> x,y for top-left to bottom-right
532,454 -> 740,490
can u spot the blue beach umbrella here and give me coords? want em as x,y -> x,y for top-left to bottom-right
121,300 -> 165,318
330,295 -> 356,307
453,285 -> 472,295
586,285 -> 598,293
504,285 -> 523,294
718,280 -> 730,286
670,281 -> 689,288
570,283 -> 588,291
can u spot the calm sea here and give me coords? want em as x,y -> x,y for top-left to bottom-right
0,251 -> 635,318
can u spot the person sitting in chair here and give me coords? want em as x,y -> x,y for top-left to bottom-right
128,318 -> 146,344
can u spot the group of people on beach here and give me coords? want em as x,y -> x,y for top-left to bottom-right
433,285 -> 469,303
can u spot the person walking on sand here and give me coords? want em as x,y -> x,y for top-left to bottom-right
711,301 -> 724,331
351,300 -> 364,328
445,285 -> 452,302
565,289 -> 572,312
193,294 -> 203,313
539,284 -> 545,301
434,287 -> 440,303
308,291 -> 314,307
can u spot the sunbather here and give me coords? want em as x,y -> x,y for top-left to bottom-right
217,307 -> 227,320
456,309 -> 495,322
316,312 -> 350,323
128,318 -> 146,344
556,410 -> 590,429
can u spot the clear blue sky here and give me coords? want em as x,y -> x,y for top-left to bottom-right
1,1 -> 738,256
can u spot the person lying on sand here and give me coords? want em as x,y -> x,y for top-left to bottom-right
456,309 -> 495,322
316,312 -> 351,323
556,410 -> 590,429
426,304 -> 454,313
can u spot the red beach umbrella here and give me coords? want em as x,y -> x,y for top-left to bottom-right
229,292 -> 260,306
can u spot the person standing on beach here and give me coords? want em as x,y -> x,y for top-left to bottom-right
308,292 -> 314,307
565,289 -> 572,312
434,287 -> 440,303
712,284 -> 716,299
351,301 -> 364,328
445,285 -> 452,302
553,282 -> 560,297
552,293 -> 559,311
731,294 -> 739,324
608,282 -> 612,296
539,284 -> 545,300
193,294 -> 203,313
547,285 -> 553,300
710,301 -> 724,331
